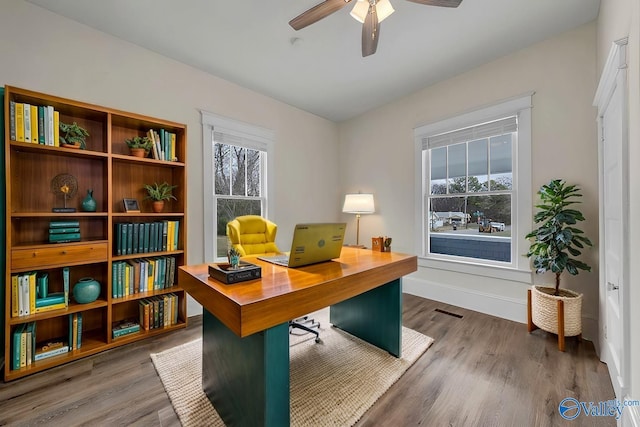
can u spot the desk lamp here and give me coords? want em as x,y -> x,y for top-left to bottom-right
342,193 -> 375,246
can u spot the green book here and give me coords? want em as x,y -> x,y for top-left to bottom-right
37,105 -> 45,144
121,223 -> 129,255
12,324 -> 25,370
36,272 -> 48,298
126,223 -> 133,255
49,233 -> 81,242
111,262 -> 118,298
115,223 -> 123,256
77,313 -> 83,349
143,222 -> 150,253
35,292 -> 65,307
49,227 -> 80,234
138,223 -> 145,254
63,267 -> 70,306
161,221 -> 168,252
132,223 -> 139,254
49,220 -> 80,228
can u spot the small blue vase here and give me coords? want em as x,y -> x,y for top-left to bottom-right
81,189 -> 97,212
73,277 -> 101,304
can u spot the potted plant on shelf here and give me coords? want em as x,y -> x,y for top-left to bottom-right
144,182 -> 177,213
59,121 -> 89,149
125,136 -> 153,158
525,179 -> 593,347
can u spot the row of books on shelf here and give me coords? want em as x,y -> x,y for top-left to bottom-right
111,293 -> 180,339
11,313 -> 82,370
9,101 -> 59,146
11,268 -> 70,317
112,256 -> 177,298
146,128 -> 178,162
49,220 -> 81,243
139,294 -> 180,332
115,220 -> 180,256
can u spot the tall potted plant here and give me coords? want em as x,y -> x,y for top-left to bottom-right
526,179 -> 593,341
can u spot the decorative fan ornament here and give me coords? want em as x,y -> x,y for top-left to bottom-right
51,173 -> 78,210
289,0 -> 463,57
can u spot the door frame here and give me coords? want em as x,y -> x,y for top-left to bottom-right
593,37 -> 630,398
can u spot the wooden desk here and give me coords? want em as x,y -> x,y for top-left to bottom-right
179,247 -> 417,427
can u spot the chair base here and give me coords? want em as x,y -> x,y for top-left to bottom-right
289,316 -> 320,343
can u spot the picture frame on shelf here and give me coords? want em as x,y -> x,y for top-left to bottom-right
123,198 -> 140,213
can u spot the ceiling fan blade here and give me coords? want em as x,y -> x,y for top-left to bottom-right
289,0 -> 353,30
405,0 -> 463,7
362,4 -> 379,57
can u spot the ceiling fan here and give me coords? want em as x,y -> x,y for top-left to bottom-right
289,0 -> 463,57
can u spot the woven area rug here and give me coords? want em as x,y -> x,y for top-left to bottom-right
151,309 -> 434,426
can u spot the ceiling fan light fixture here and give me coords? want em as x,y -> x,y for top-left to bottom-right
375,0 -> 395,22
350,0 -> 394,24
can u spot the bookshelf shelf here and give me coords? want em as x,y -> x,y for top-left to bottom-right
3,86 -> 188,381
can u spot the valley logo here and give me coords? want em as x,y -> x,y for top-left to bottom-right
558,397 -> 633,420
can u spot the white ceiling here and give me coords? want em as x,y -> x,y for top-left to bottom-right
27,0 -> 600,122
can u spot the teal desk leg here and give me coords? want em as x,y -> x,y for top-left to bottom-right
329,278 -> 402,357
202,310 -> 290,427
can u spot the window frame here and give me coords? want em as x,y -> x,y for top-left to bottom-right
202,111 -> 275,262
414,94 -> 533,279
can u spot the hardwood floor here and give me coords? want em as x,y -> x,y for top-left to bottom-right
0,294 -> 614,426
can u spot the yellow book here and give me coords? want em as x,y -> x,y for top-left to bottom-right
29,272 -> 37,315
15,102 -> 24,142
30,105 -> 38,143
170,133 -> 176,161
148,259 -> 155,290
124,264 -> 131,296
72,314 -> 78,350
20,326 -> 28,367
167,221 -> 174,251
34,302 -> 67,314
11,275 -> 19,317
53,110 -> 60,146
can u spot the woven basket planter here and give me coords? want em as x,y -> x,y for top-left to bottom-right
530,285 -> 583,337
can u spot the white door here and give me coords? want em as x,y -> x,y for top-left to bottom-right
596,39 -> 629,401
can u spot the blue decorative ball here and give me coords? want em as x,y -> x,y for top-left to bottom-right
73,277 -> 101,304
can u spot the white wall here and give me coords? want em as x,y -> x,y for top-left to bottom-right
0,0 -> 341,315
338,23 -> 600,338
597,0 -> 640,417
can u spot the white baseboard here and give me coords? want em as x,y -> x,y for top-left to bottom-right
623,395 -> 640,427
403,276 -> 527,324
403,276 -> 598,342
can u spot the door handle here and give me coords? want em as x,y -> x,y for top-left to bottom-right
607,281 -> 619,291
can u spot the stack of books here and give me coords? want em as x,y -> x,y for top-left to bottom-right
49,220 -> 81,243
11,270 -> 69,316
112,319 -> 140,339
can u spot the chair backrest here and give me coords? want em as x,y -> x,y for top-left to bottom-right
226,215 -> 280,256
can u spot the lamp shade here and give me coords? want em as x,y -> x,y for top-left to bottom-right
350,0 -> 395,24
343,193 -> 375,214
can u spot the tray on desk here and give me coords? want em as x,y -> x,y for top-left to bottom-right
208,262 -> 262,284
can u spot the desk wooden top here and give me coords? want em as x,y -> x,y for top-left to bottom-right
179,247 -> 417,337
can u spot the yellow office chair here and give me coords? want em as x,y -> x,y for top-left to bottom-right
226,215 -> 321,342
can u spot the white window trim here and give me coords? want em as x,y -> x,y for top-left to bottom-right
414,93 -> 533,282
201,111 -> 275,262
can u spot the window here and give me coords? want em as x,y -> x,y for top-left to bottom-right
202,112 -> 274,260
415,94 -> 532,272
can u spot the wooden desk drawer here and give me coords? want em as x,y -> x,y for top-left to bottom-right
12,242 -> 108,269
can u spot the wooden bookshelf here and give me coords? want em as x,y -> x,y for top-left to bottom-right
3,86 -> 187,381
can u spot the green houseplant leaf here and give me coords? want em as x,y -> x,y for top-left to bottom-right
125,136 -> 153,151
526,179 -> 593,295
59,121 -> 89,149
143,182 -> 177,202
